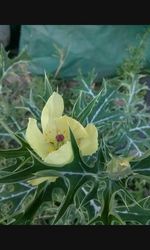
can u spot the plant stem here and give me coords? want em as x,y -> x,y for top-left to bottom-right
101,179 -> 112,225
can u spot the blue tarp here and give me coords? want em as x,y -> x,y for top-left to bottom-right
19,25 -> 150,78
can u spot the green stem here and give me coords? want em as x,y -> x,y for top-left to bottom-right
101,179 -> 112,225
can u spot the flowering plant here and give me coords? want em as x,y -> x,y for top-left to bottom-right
26,91 -> 98,185
0,44 -> 150,224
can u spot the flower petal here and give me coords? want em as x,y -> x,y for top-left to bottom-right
43,116 -> 69,143
41,92 -> 64,133
44,141 -> 73,166
26,118 -> 52,160
79,124 -> 98,155
65,116 -> 88,139
28,176 -> 57,186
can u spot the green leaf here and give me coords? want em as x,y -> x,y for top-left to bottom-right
0,125 -> 100,224
72,91 -> 84,118
12,182 -> 50,224
131,151 -> 150,176
0,147 -> 29,159
115,198 -> 150,224
42,72 -> 53,102
0,182 -> 35,224
8,177 -> 67,225
77,90 -> 102,124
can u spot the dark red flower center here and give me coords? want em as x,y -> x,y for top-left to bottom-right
56,134 -> 64,142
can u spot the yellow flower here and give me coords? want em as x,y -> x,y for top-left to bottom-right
26,92 -> 98,185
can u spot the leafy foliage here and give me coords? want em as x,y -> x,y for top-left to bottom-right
0,34 -> 150,225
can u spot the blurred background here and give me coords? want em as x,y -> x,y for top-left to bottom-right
1,25 -> 150,79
